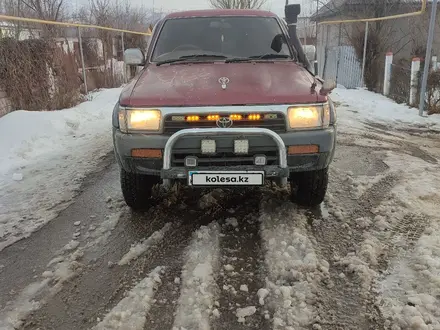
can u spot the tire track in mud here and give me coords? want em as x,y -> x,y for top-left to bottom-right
20,187 -> 240,330
255,190 -> 331,330
142,262 -> 182,330
307,171 -> 400,330
212,189 -> 271,330
344,122 -> 439,165
21,213 -> 185,330
143,190 -> 253,330
327,127 -> 438,329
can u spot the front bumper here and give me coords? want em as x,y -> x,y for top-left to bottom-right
160,128 -> 289,187
113,126 -> 336,186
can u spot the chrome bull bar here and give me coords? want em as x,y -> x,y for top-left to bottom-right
162,128 -> 288,188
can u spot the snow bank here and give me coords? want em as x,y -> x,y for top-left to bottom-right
0,88 -> 121,251
93,266 -> 164,330
259,199 -> 329,329
332,88 -> 440,130
173,222 -> 220,330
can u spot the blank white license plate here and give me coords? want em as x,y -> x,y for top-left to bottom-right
188,171 -> 264,186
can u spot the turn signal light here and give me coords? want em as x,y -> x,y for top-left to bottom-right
288,145 -> 319,155
186,115 -> 200,122
131,149 -> 162,158
230,114 -> 242,120
207,115 -> 220,121
248,114 -> 261,120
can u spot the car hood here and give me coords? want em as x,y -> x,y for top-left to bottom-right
119,61 -> 325,107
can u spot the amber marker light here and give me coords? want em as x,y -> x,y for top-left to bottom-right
186,115 -> 200,122
229,114 -> 243,120
131,149 -> 163,158
288,145 -> 319,155
248,114 -> 261,120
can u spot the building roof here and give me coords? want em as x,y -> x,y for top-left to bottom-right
164,9 -> 277,19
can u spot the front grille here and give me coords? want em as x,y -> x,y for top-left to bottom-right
172,149 -> 278,167
163,113 -> 286,134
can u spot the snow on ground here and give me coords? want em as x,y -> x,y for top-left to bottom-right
0,278 -> 51,330
84,211 -> 122,249
332,87 -> 440,131
173,222 -> 220,330
0,88 -> 122,251
118,223 -> 172,266
332,88 -> 440,329
0,209 -> 123,329
93,266 -> 164,330
259,199 -> 329,329
373,152 -> 440,329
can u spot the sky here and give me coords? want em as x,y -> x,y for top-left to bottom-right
68,0 -> 317,24
124,0 -> 315,18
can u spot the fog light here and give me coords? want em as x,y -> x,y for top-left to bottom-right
185,156 -> 198,167
254,155 -> 267,166
201,139 -> 216,154
234,140 -> 249,154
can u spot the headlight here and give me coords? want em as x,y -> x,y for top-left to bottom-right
119,109 -> 161,132
287,104 -> 330,129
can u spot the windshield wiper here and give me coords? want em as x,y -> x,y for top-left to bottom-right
225,54 -> 291,63
250,54 -> 291,59
156,54 -> 227,66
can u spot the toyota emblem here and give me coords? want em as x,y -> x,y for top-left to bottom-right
218,77 -> 230,90
216,117 -> 233,128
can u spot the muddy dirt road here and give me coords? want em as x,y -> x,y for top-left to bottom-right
1,116 -> 439,330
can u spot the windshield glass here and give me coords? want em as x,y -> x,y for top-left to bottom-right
151,16 -> 293,62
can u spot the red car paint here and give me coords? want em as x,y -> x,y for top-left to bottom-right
119,9 -> 326,108
120,62 -> 326,107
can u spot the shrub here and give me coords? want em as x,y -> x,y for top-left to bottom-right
0,38 -> 81,111
426,71 -> 440,115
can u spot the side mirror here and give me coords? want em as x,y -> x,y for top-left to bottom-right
271,34 -> 285,53
320,79 -> 337,96
124,48 -> 145,66
303,45 -> 316,61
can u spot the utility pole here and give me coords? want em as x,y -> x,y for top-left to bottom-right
419,0 -> 438,116
315,0 -> 319,60
16,0 -> 21,40
152,0 -> 155,22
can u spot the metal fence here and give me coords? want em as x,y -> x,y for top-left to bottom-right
322,45 -> 363,89
0,15 -> 151,116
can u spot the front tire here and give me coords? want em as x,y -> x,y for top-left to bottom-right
290,168 -> 329,207
120,169 -> 161,211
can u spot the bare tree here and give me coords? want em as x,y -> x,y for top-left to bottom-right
72,0 -> 159,86
0,0 -> 65,38
20,0 -> 65,21
315,0 -> 425,91
209,0 -> 267,9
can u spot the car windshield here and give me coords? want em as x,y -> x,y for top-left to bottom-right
151,16 -> 294,63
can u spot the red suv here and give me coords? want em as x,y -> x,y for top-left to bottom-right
112,5 -> 337,210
